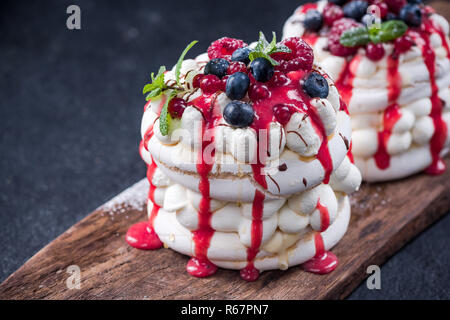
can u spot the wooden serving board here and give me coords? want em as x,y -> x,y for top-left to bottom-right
0,157 -> 449,300
1,0 -> 450,300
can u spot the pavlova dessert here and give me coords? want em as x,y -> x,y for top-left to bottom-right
126,33 -> 361,281
283,0 -> 450,181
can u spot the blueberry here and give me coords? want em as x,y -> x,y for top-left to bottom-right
303,72 -> 329,98
343,0 -> 368,22
250,57 -> 274,83
303,10 -> 323,32
223,101 -> 254,128
231,47 -> 251,65
399,4 -> 422,27
384,12 -> 398,21
226,72 -> 250,100
204,58 -> 230,78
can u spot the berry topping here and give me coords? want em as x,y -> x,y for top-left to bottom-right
250,57 -> 274,83
227,61 -> 248,75
207,37 -> 247,60
204,58 -> 230,79
192,74 -> 203,88
223,101 -> 254,128
273,104 -> 293,125
225,72 -> 250,100
366,43 -> 385,61
343,1 -> 369,22
399,4 -> 422,27
168,98 -> 187,118
328,18 -> 361,56
231,47 -> 251,65
323,3 -> 344,27
268,71 -> 290,87
248,83 -> 270,101
385,0 -> 407,14
200,74 -> 222,94
303,72 -> 329,98
272,37 -> 314,72
303,10 -> 323,32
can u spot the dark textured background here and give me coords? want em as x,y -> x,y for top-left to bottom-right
0,0 -> 449,299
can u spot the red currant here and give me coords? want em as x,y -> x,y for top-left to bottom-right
248,83 -> 270,101
192,74 -> 203,89
273,104 -> 293,125
200,74 -> 222,94
268,71 -> 289,87
168,98 -> 187,118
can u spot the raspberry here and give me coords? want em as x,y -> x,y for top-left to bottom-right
207,37 -> 247,60
366,43 -> 385,61
248,83 -> 270,101
323,3 -> 344,27
385,0 -> 407,14
168,98 -> 187,118
271,37 -> 314,72
328,18 -> 361,57
227,61 -> 248,75
200,74 -> 222,94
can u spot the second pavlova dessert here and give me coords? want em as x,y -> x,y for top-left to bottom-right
284,0 -> 450,181
127,33 -> 361,281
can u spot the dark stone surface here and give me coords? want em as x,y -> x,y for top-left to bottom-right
0,0 -> 448,299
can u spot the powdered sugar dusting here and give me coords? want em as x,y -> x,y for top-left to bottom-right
101,178 -> 149,214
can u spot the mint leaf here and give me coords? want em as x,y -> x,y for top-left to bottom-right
175,40 -> 198,85
143,66 -> 166,100
370,20 -> 407,43
145,88 -> 162,101
340,20 -> 408,47
248,51 -> 279,66
248,31 -> 291,66
159,91 -> 177,136
340,27 -> 370,47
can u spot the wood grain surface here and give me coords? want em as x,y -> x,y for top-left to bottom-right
0,155 -> 449,300
0,0 -> 449,301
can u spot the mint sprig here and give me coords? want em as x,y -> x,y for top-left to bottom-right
369,20 -> 408,44
175,40 -> 198,85
340,20 -> 408,48
142,66 -> 167,101
248,31 -> 291,66
143,40 -> 198,136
